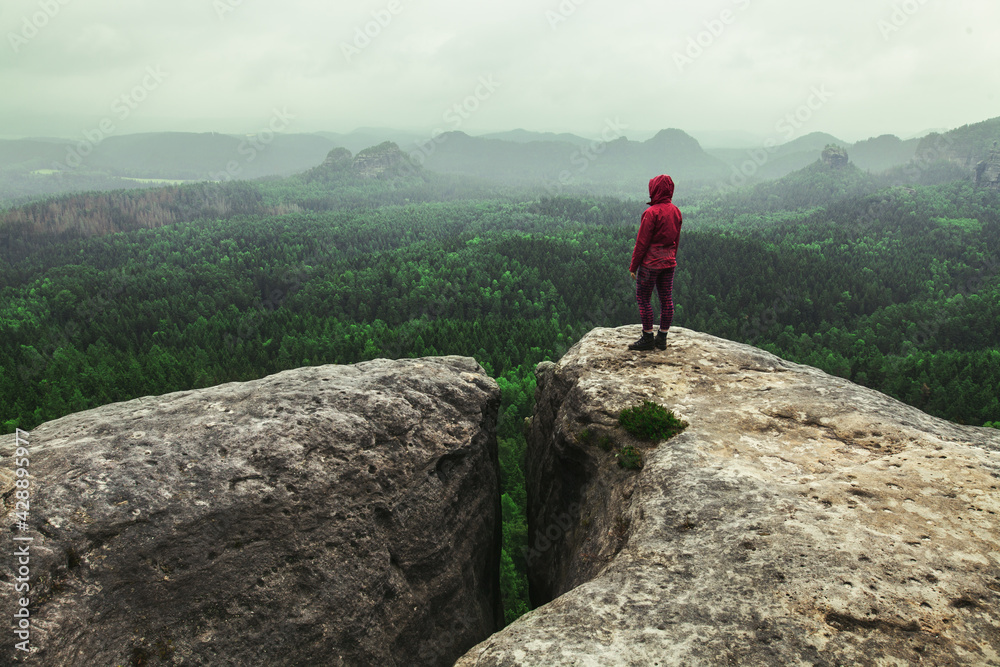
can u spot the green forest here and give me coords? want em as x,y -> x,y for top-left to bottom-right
2,152 -> 999,624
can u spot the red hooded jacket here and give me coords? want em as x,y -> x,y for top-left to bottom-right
629,174 -> 682,273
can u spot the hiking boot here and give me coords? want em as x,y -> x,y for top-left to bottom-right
628,331 -> 655,351
655,331 -> 667,350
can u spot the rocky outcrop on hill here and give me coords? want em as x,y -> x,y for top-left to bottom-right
352,141 -> 411,178
457,326 -> 1000,666
303,142 -> 414,181
1,357 -> 501,666
321,146 -> 353,171
822,144 -> 850,169
976,143 -> 1000,190
914,118 -> 1000,171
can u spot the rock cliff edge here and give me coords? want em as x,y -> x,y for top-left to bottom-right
458,326 -> 1000,666
1,357 -> 501,666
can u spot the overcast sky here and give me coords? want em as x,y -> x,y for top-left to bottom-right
2,0 -> 998,145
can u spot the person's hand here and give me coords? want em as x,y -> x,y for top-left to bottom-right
630,271 -> 636,281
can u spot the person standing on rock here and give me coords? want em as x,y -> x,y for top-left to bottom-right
628,174 -> 682,351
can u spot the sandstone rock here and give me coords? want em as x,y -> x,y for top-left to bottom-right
302,147 -> 353,182
352,141 -> 411,178
321,146 -> 354,171
1,356 -> 501,666
822,144 -> 849,169
457,326 -> 1000,666
976,143 -> 1000,190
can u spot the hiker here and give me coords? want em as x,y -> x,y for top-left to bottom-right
628,174 -> 682,351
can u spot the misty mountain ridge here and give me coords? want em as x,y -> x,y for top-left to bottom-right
303,141 -> 422,181
1,116 -> 998,206
479,129 -> 595,147
409,127 -> 729,197
315,127 -> 438,155
914,116 -> 1000,168
849,134 -> 921,172
3,131 -> 984,261
708,132 -> 849,181
0,131 -> 339,181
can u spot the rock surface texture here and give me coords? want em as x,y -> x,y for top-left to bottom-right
321,146 -> 354,172
457,326 -> 1000,667
351,141 -> 410,178
821,144 -> 850,169
977,146 -> 1000,190
1,357 -> 501,666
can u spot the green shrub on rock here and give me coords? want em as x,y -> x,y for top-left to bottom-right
618,401 -> 688,441
616,445 -> 643,470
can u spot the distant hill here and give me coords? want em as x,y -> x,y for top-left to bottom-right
478,129 -> 593,147
85,132 -> 247,179
849,134 -> 920,172
0,132 -> 339,180
903,127 -> 950,140
914,116 -> 1000,169
688,130 -> 766,149
416,128 -> 731,196
86,132 -> 338,180
703,147 -> 883,218
709,131 -> 932,183
314,128 -> 432,155
0,170 -> 166,209
773,132 -> 848,158
0,180 -> 272,260
708,132 -> 849,181
756,132 -> 850,179
302,142 -> 421,182
3,118 -> 997,203
0,139 -> 70,170
705,132 -> 987,217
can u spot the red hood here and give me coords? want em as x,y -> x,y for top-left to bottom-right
648,174 -> 675,205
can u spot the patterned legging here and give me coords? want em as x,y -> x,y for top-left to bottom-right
635,265 -> 676,331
